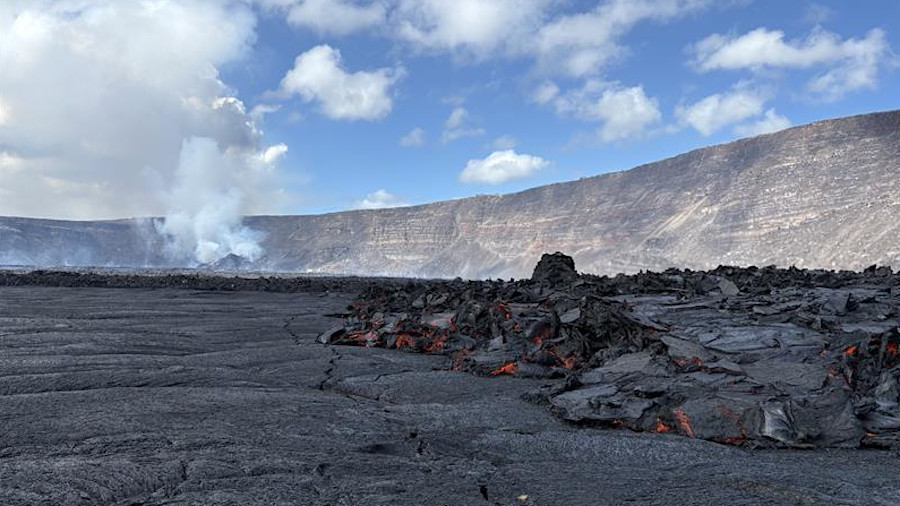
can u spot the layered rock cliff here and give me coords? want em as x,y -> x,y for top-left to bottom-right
2,110 -> 898,278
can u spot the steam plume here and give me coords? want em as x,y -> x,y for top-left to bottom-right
156,137 -> 281,265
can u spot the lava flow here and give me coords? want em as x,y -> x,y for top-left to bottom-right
653,418 -> 672,433
490,362 -> 518,376
673,408 -> 695,438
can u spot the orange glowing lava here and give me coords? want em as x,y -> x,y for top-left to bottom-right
843,345 -> 858,357
673,408 -> 695,438
546,348 -> 577,369
653,418 -> 672,433
394,333 -> 415,349
490,362 -> 518,376
493,302 -> 512,320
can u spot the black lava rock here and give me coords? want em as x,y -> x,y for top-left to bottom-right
531,252 -> 578,287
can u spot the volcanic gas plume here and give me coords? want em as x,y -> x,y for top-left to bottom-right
155,137 -> 279,266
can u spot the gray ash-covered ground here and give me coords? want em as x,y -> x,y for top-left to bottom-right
0,263 -> 898,505
321,254 -> 900,449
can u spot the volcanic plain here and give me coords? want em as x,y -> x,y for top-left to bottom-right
1,269 -> 898,506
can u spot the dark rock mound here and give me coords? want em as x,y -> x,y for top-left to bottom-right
531,252 -> 578,287
201,253 -> 255,271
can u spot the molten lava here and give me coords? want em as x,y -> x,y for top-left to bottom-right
490,361 -> 518,376
887,342 -> 898,356
673,408 -> 695,438
545,348 -> 578,369
843,345 -> 858,357
653,418 -> 672,433
493,302 -> 512,320
394,333 -> 415,349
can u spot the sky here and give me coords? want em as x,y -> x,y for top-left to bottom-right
1,0 -> 899,222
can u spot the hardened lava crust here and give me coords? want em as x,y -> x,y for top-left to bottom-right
0,263 -> 898,505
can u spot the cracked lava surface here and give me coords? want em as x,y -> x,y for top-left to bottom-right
1,285 -> 898,505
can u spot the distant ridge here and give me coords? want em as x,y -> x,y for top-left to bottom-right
2,110 -> 899,278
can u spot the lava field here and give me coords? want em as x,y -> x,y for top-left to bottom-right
319,253 -> 900,449
2,260 -> 899,504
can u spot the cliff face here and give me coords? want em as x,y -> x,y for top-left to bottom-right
2,110 -> 899,278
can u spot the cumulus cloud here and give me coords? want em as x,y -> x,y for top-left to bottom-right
540,80 -> 662,142
459,150 -> 549,184
532,0 -> 711,77
259,0 -> 386,35
276,44 -> 405,121
675,86 -> 768,136
0,0 -> 294,264
399,127 -> 426,147
387,0 -> 710,76
392,0 -> 546,59
353,189 -> 407,209
260,143 -> 289,164
266,0 -> 706,76
691,27 -> 894,100
733,108 -> 792,137
441,107 -> 486,143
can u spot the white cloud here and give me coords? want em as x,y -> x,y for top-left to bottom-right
533,0 -> 711,76
459,150 -> 548,184
675,87 -> 768,136
278,0 -> 386,35
0,1 -> 293,264
441,107 -> 485,143
445,107 -> 469,129
249,104 -> 281,123
392,0 -> 547,59
383,0 -> 711,76
0,96 -> 10,126
691,27 -> 894,100
733,108 -> 792,137
353,189 -> 407,209
531,81 -> 560,104
276,44 -> 404,121
0,2 -> 270,213
399,127 -> 426,147
260,143 -> 289,164
491,134 -> 518,150
543,80 -> 662,142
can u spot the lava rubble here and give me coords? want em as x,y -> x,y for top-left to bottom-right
319,253 -> 900,449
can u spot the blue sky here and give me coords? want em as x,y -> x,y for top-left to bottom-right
228,0 -> 900,214
1,0 -> 899,220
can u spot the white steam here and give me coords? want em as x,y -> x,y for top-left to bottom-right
0,1 -> 289,266
155,137 -> 287,265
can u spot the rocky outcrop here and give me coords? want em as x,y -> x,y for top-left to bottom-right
2,110 -> 899,278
